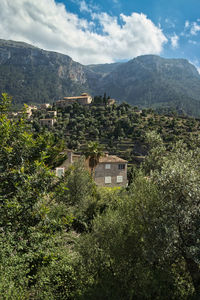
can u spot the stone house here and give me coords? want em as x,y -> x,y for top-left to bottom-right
26,105 -> 38,118
94,153 -> 128,187
39,118 -> 56,127
14,105 -> 37,119
56,151 -> 128,187
56,93 -> 92,108
55,151 -> 81,177
46,111 -> 57,118
40,103 -> 51,109
107,98 -> 116,105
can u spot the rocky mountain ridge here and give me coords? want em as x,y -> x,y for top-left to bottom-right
0,39 -> 97,104
93,55 -> 200,115
1,39 -> 200,116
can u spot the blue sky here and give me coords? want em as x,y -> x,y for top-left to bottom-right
0,0 -> 200,70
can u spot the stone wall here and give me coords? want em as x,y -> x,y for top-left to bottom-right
94,162 -> 127,187
56,96 -> 92,107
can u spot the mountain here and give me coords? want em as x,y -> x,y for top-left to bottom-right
0,39 -> 99,104
87,62 -> 122,76
1,39 -> 200,116
93,55 -> 200,116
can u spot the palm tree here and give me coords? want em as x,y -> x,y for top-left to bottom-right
84,141 -> 104,177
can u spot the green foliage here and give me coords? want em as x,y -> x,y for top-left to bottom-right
0,94 -> 82,298
0,92 -> 12,113
149,139 -> 200,296
37,101 -> 200,167
83,141 -> 104,176
78,175 -> 194,299
55,160 -> 98,232
0,93 -> 200,299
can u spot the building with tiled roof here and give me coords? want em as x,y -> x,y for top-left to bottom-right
55,151 -> 128,187
98,155 -> 127,164
94,153 -> 128,187
40,103 -> 51,109
55,150 -> 81,177
39,118 -> 56,127
107,98 -> 116,105
56,93 -> 92,108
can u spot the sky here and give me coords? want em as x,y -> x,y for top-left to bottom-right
0,0 -> 200,70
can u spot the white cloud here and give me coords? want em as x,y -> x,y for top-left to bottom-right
189,59 -> 200,74
181,19 -> 200,39
189,40 -> 197,45
190,21 -> 200,35
165,18 -> 175,28
170,33 -> 179,49
184,20 -> 190,28
79,1 -> 90,13
0,0 -> 167,64
79,0 -> 99,14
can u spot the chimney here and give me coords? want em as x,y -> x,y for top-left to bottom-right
105,151 -> 109,157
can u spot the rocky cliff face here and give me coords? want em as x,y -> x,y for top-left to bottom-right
1,39 -> 200,116
92,55 -> 200,116
94,55 -> 200,101
0,39 -> 96,104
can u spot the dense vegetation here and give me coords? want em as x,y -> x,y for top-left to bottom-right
0,93 -> 200,299
33,97 -> 200,165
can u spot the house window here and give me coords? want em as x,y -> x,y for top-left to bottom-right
105,164 -> 111,169
118,164 -> 125,170
56,167 -> 65,177
117,176 -> 123,183
105,176 -> 111,184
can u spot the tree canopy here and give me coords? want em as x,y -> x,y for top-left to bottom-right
0,94 -> 199,299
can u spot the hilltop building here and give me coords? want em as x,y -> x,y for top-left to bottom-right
56,93 -> 92,108
107,98 -> 116,105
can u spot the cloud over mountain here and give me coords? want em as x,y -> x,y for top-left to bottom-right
0,0 -> 167,64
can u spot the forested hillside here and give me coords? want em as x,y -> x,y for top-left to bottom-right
33,98 -> 200,165
1,93 -> 200,299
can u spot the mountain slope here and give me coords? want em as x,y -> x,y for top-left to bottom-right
0,39 -> 98,104
94,55 -> 200,115
87,62 -> 122,76
1,39 -> 200,116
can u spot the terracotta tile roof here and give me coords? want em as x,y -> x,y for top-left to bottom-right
99,155 -> 127,163
63,96 -> 90,100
